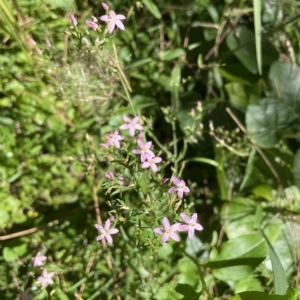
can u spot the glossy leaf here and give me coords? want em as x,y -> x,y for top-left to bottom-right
246,98 -> 298,148
269,61 -> 300,107
207,234 -> 268,281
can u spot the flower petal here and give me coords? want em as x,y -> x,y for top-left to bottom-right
161,233 -> 169,243
108,20 -> 116,34
129,127 -> 135,137
104,219 -> 111,230
178,190 -> 184,198
95,224 -> 103,231
134,124 -> 144,130
188,228 -> 195,239
154,228 -> 163,234
116,14 -> 126,20
123,116 -> 131,122
170,222 -> 181,231
170,232 -> 180,242
116,20 -> 125,31
171,176 -> 181,185
168,187 -> 177,193
150,163 -> 157,172
181,213 -> 191,223
141,161 -> 150,169
100,15 -> 110,21
120,124 -> 130,130
178,224 -> 189,231
163,217 -> 170,229
106,234 -> 113,244
108,228 -> 119,235
195,223 -> 203,231
191,213 -> 198,222
132,149 -> 141,155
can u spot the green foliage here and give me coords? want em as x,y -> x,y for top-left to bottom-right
1,0 -> 300,299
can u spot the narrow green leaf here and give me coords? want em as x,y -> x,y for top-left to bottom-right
180,157 -> 219,168
240,148 -> 256,191
141,0 -> 162,19
253,0 -> 262,75
261,230 -> 288,295
161,49 -> 185,61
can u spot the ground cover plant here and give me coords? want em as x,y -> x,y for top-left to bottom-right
1,0 -> 300,299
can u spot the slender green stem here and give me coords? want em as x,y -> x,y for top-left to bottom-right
185,252 -> 214,300
171,120 -> 178,173
112,42 -> 136,115
147,130 -> 173,158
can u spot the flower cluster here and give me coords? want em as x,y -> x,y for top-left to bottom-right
70,3 -> 126,35
154,213 -> 203,243
97,115 -> 202,245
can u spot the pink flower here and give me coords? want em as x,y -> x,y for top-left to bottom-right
178,213 -> 203,238
69,13 -> 77,26
168,176 -> 190,198
105,172 -> 115,179
119,116 -> 143,137
132,140 -> 155,162
35,48 -> 42,55
28,38 -> 36,46
141,156 -> 162,172
162,178 -> 169,183
106,130 -> 124,148
154,217 -> 181,243
95,219 -> 119,244
32,251 -> 47,267
100,142 -> 109,148
86,20 -> 98,31
37,269 -> 55,288
100,10 -> 126,34
101,2 -> 109,10
45,40 -> 51,47
18,288 -> 33,300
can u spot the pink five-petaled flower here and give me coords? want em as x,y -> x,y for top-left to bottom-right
106,130 -> 124,148
37,269 -> 55,288
86,20 -> 98,31
100,10 -> 126,34
178,213 -> 203,238
95,219 -> 119,244
19,288 -> 33,300
154,217 -> 181,243
32,251 -> 47,267
141,156 -> 162,173
168,176 -> 190,198
69,13 -> 77,26
132,139 -> 155,162
119,116 -> 144,137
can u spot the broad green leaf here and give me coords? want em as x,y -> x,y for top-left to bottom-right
175,284 -> 201,300
246,98 -> 298,148
262,231 -> 288,294
269,61 -> 300,107
0,209 -> 10,227
226,26 -> 278,74
141,0 -> 162,19
43,0 -> 75,9
229,288 -> 298,300
225,82 -> 249,110
153,283 -> 182,300
207,234 -> 268,281
3,247 -> 18,262
221,198 -> 257,239
253,0 -> 262,74
293,148 -> 300,188
161,49 -> 185,61
177,257 -> 199,288
234,275 -> 264,293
